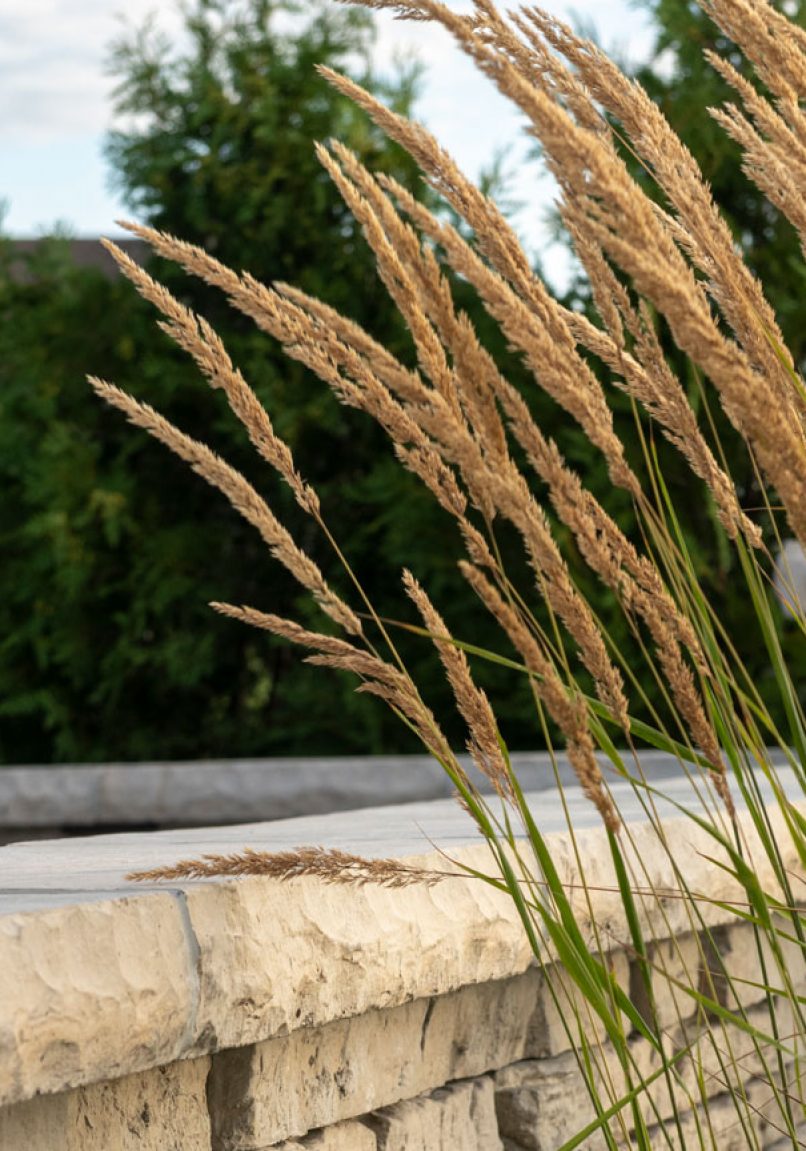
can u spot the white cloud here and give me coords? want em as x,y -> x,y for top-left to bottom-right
0,0 -> 651,141
0,0 -> 654,261
0,1 -> 185,141
365,2 -> 653,279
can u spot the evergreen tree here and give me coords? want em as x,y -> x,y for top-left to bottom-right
0,2 -> 496,763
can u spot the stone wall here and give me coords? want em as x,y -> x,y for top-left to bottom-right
0,770 -> 803,1149
0,750 -> 690,843
1,921 -> 803,1150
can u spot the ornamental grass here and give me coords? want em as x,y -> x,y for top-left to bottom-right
102,0 -> 805,1144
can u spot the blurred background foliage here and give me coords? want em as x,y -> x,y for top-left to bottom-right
0,0 -> 803,764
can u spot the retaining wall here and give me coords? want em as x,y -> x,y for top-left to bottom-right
1,769 -> 803,1149
0,751 -> 688,843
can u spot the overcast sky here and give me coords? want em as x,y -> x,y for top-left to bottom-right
0,0 -> 654,278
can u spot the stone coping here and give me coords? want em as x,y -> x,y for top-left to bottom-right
0,765 -> 800,1111
0,750 -> 689,831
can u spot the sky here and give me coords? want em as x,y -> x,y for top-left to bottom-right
0,0 -> 655,280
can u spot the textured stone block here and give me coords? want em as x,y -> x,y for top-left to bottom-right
208,971 -> 545,1149
207,1002 -> 431,1150
368,1077 -> 503,1151
176,781 -> 805,1068
641,1091 -> 764,1151
184,862 -> 532,1061
495,1052 -> 604,1151
628,930 -> 704,1034
0,1057 -> 211,1151
711,919 -> 806,1011
270,1119 -> 377,1149
744,1063 -> 805,1148
421,967 -> 545,1075
533,950 -> 631,1059
0,894 -> 196,1106
765,1132 -> 806,1151
497,996 -> 804,1150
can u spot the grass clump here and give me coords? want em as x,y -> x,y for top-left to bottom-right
100,0 -> 805,1145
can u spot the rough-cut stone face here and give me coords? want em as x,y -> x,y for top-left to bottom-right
641,1090 -> 768,1151
528,949 -> 631,1060
494,986 -> 801,1149
716,917 -> 806,1008
0,1057 -> 211,1151
0,771 -> 801,1108
630,930 -> 705,1034
207,969 -> 551,1149
183,859 -> 532,1060
0,921 -> 801,1150
367,1077 -> 503,1151
270,1119 -> 377,1150
205,952 -> 640,1151
495,1053 -> 603,1151
0,893 -> 196,1107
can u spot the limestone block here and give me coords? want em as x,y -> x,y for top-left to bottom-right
0,894 -> 196,1106
208,971 -> 544,1149
270,1119 -> 377,1150
207,1002 -> 427,1150
559,1002 -> 788,1140
0,749 -> 693,833
744,1063 -> 805,1148
675,994 -> 796,1101
0,764 -> 102,828
712,919 -> 806,1010
765,1132 -> 806,1151
628,930 -> 704,1034
621,996 -> 803,1138
495,1036 -> 701,1149
497,996 -> 804,1149
368,1077 -> 503,1151
641,1090 -> 765,1151
184,863 -> 532,1059
538,802 -> 804,949
495,1043 -> 778,1151
533,950 -> 631,1060
495,1053 -> 605,1151
0,1057 -> 211,1151
421,967 -> 545,1075
181,789 -> 805,1065
101,756 -> 458,827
